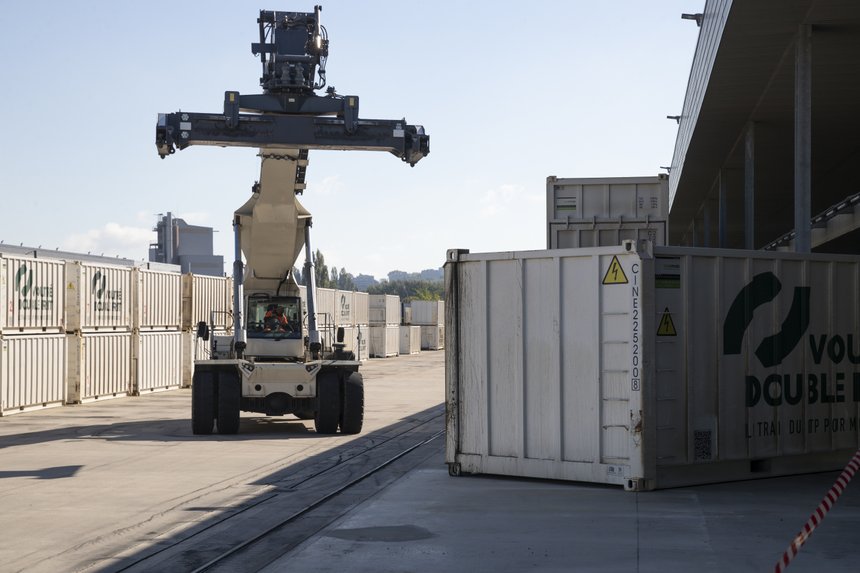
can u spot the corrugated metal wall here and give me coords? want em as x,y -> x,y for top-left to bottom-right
136,331 -> 183,393
0,334 -> 67,414
136,269 -> 182,330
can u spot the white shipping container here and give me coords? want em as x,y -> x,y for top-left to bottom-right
0,254 -> 65,334
548,221 -> 667,249
354,292 -> 369,325
369,294 -> 401,325
445,244 -> 860,490
135,331 -> 183,394
400,326 -> 421,355
183,274 -> 232,330
135,268 -> 182,330
403,306 -> 412,325
411,300 -> 444,326
65,262 -> 133,332
369,325 -> 399,358
337,325 -> 369,361
420,325 -> 445,350
547,175 -> 668,250
67,331 -> 132,402
546,175 -> 668,222
0,334 -> 67,415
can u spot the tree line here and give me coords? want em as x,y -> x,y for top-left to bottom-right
293,249 -> 443,302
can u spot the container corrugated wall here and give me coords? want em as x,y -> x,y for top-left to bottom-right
370,325 -> 399,358
411,300 -> 444,326
651,248 -> 860,487
400,326 -> 421,355
0,255 -> 66,334
136,331 -> 183,393
420,325 -> 445,350
548,222 -> 667,250
136,269 -> 182,330
183,274 -> 232,330
354,292 -> 369,325
446,246 -> 647,489
68,332 -> 132,402
0,334 -> 67,415
65,262 -> 133,332
546,175 -> 669,250
369,294 -> 401,325
316,288 -> 337,326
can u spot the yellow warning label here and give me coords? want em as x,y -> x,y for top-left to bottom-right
602,256 -> 629,285
657,307 -> 677,336
67,282 -> 75,290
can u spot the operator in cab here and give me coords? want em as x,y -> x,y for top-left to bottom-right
264,305 -> 291,332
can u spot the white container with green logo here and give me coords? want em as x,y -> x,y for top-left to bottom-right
65,262 -> 133,333
445,243 -> 860,490
0,255 -> 66,334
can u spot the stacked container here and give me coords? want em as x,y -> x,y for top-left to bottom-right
333,290 -> 369,360
65,262 -> 133,403
369,294 -> 400,358
0,254 -> 67,415
411,300 -> 445,350
133,269 -> 183,395
353,292 -> 369,360
182,274 -> 232,387
546,175 -> 668,249
399,325 -> 421,355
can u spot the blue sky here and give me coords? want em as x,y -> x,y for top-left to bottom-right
0,1 -> 702,279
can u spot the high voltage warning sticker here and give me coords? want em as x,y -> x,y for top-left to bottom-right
602,256 -> 628,285
657,307 -> 677,336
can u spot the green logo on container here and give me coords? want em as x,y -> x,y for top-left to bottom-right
92,271 -> 107,299
13,262 -> 54,312
15,264 -> 33,297
723,272 -> 810,368
91,269 -> 123,312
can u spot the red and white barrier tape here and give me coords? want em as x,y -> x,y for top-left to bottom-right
774,449 -> 860,573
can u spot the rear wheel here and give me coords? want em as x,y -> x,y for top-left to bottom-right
217,373 -> 241,435
340,372 -> 364,434
314,371 -> 341,434
191,371 -> 216,435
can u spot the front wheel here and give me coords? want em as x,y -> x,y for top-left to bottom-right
217,373 -> 241,435
340,372 -> 364,434
314,372 -> 341,434
191,371 -> 216,435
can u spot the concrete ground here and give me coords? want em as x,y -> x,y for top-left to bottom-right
270,443 -> 860,573
2,350 -> 859,572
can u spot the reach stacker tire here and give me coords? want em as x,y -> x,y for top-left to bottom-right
314,371 -> 341,434
191,371 -> 216,435
340,372 -> 364,434
217,373 -> 241,435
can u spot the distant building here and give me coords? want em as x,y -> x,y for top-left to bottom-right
353,274 -> 378,292
149,212 -> 224,276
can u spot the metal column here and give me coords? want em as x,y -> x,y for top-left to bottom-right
718,170 -> 728,248
794,24 -> 812,253
744,123 -> 755,249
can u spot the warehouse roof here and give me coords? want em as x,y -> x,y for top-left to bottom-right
668,0 -> 860,248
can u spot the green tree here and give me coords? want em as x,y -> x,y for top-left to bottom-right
313,249 -> 331,288
367,280 -> 443,302
337,267 -> 355,290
